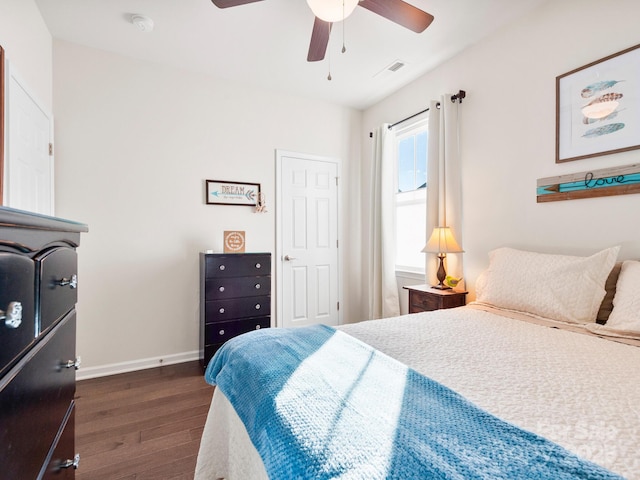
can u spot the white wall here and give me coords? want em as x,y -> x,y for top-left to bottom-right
0,0 -> 52,110
363,0 -> 640,303
52,40 -> 362,375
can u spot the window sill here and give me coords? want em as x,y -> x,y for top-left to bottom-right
395,270 -> 425,283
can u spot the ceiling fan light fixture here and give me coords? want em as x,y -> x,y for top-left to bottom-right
307,0 -> 359,22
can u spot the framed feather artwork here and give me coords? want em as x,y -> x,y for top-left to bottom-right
556,43 -> 640,163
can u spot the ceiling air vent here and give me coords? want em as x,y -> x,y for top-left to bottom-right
387,61 -> 405,72
374,59 -> 408,78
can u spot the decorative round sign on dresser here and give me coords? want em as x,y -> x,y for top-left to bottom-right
224,230 -> 246,253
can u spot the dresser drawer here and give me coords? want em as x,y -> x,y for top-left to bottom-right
205,275 -> 271,300
42,403 -> 76,479
205,295 -> 271,322
0,312 -> 76,480
37,248 -> 78,334
0,253 -> 36,376
205,317 -> 270,345
204,317 -> 270,363
406,286 -> 467,313
410,292 -> 441,312
204,254 -> 270,279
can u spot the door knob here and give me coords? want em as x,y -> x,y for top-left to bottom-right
283,255 -> 296,261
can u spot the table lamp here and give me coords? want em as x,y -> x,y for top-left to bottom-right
422,226 -> 464,289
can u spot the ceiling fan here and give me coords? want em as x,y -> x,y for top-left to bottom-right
211,0 -> 434,62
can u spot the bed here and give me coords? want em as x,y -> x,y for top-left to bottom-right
194,246 -> 640,479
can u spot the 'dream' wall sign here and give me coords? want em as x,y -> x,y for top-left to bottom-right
537,163 -> 640,202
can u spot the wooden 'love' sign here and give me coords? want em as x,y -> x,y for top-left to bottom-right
537,163 -> 640,202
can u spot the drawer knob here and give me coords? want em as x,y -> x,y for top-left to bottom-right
255,304 -> 261,310
63,356 -> 82,370
60,454 -> 80,470
56,274 -> 78,289
219,308 -> 225,314
255,263 -> 261,268
255,325 -> 261,330
219,265 -> 226,271
219,329 -> 225,336
0,301 -> 22,329
255,283 -> 261,289
219,286 -> 225,292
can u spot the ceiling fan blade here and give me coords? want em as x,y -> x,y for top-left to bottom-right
307,17 -> 332,62
211,0 -> 264,8
359,0 -> 434,33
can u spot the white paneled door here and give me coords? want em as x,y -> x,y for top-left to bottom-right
277,151 -> 340,329
5,65 -> 53,215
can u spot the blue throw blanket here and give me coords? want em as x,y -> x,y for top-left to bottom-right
205,324 -> 623,480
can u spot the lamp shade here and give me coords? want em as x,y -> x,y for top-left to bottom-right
306,0 -> 359,22
422,227 -> 464,254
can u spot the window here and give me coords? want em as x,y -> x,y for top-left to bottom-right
394,118 -> 428,273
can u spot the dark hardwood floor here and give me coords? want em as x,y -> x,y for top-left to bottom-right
75,361 -> 214,480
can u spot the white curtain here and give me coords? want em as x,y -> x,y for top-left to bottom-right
368,124 -> 400,319
426,96 -> 464,285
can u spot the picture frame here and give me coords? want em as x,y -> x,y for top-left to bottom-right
556,43 -> 640,163
205,180 -> 260,206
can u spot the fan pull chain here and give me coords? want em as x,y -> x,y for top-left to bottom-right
327,1 -> 350,81
342,0 -> 347,53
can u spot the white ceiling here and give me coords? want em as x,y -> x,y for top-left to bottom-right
35,0 -> 547,110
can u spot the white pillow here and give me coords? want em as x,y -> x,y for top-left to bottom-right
605,260 -> 640,332
475,246 -> 619,324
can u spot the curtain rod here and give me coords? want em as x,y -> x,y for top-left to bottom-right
388,106 -> 432,130
368,90 -> 466,137
367,106 -> 432,137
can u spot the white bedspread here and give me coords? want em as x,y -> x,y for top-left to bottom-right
195,307 -> 640,479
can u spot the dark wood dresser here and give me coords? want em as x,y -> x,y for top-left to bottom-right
200,252 -> 271,367
0,207 -> 87,479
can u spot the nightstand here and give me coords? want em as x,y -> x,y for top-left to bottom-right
403,284 -> 467,313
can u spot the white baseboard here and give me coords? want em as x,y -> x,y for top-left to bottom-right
76,350 -> 200,381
